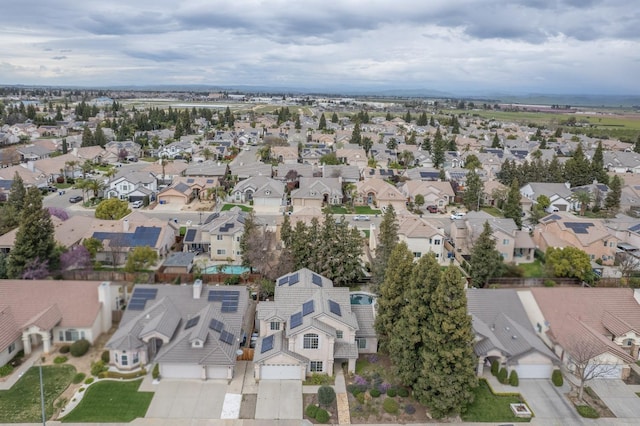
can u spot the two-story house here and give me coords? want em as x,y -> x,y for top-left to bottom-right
253,269 -> 376,379
107,172 -> 158,202
229,176 -> 285,213
291,177 -> 343,211
183,209 -> 253,261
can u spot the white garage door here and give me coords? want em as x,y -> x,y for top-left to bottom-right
161,364 -> 202,379
590,364 -> 622,379
206,366 -> 228,379
261,365 -> 301,380
514,364 -> 553,379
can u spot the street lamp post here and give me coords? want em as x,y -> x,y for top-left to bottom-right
39,362 -> 46,425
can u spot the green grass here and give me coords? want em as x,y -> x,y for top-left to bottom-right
462,379 -> 530,423
354,206 -> 381,215
62,379 -> 153,423
481,206 -> 504,217
575,405 -> 599,418
0,365 -> 76,423
520,259 -> 545,278
328,205 -> 348,214
221,203 -> 253,212
355,358 -> 371,375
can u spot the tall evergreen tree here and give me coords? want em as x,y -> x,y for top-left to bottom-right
81,125 -> 94,147
94,123 -> 106,147
318,113 -> 327,130
350,121 -> 362,145
416,266 -> 477,418
7,187 -> 55,278
388,253 -> 440,388
605,175 -> 622,212
61,138 -> 68,154
372,205 -> 399,288
374,242 -> 414,352
469,221 -> 503,287
634,134 -> 640,154
463,170 -> 484,211
492,133 -> 500,148
591,141 -> 608,184
331,112 -> 339,123
564,143 -> 591,187
239,211 -> 258,268
432,128 -> 446,168
503,179 -> 523,228
7,172 -> 26,213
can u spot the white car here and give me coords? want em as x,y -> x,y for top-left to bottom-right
131,200 -> 143,208
353,215 -> 370,221
450,212 -> 466,220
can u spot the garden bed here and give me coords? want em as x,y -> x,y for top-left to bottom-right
303,392 -> 339,424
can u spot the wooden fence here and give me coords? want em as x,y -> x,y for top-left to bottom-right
486,277 -> 581,287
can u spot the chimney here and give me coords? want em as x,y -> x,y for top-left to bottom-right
123,219 -> 129,232
193,279 -> 203,299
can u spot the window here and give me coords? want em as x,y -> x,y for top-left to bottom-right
610,242 -> 615,247
503,239 -> 509,245
8,342 -> 15,354
217,249 -> 226,255
336,331 -> 343,339
310,361 -> 323,372
133,352 -> 139,364
217,235 -> 224,240
303,333 -> 319,349
64,329 -> 80,341
434,239 -> 441,245
270,321 -> 280,331
413,252 -> 422,258
624,339 -> 633,347
121,354 -> 128,366
603,240 -> 608,247
356,338 -> 367,349
115,353 -> 119,363
236,236 -> 241,242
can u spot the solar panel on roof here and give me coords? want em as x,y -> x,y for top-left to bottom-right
261,335 -> 274,353
184,229 -> 197,243
187,178 -> 194,183
290,312 -> 303,329
131,288 -> 158,299
127,299 -> 147,310
565,222 -> 593,234
206,179 -> 214,184
288,272 -> 299,285
221,301 -> 238,312
278,277 -> 288,286
328,300 -> 342,316
209,319 -> 224,332
302,300 -> 314,316
220,330 -> 235,345
311,274 -> 322,287
184,316 -> 200,330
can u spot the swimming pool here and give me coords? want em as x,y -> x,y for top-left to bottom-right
350,292 -> 375,305
203,265 -> 250,275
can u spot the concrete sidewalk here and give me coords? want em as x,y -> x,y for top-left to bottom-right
334,362 -> 350,425
0,349 -> 43,390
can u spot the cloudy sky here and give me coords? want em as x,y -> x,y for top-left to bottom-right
1,0 -> 638,95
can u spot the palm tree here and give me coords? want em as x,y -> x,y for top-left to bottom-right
574,190 -> 592,216
203,147 -> 213,161
65,160 -> 79,182
399,150 -> 415,170
75,178 -> 90,202
104,167 -> 117,182
87,178 -> 106,199
257,145 -> 271,162
80,160 -> 93,178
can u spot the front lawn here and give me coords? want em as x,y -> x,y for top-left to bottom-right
221,203 -> 253,212
0,365 -> 76,423
481,206 -> 504,217
328,205 -> 349,214
462,379 -> 530,423
62,379 -> 153,423
520,259 -> 545,278
354,206 -> 382,215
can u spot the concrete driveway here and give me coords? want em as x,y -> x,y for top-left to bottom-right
590,379 -> 640,418
146,379 -> 228,419
518,379 -> 584,425
255,380 -> 303,420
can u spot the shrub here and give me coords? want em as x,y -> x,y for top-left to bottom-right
305,404 -> 318,418
152,363 -> 160,380
386,388 -> 397,397
544,279 -> 556,287
397,387 -> 409,398
383,397 -> 399,414
69,339 -> 90,357
369,388 -> 381,398
59,345 -> 71,354
498,367 -> 508,384
305,373 -> 333,385
404,404 -> 416,415
97,371 -> 108,379
315,408 -> 330,423
356,392 -> 365,404
509,370 -> 519,387
576,405 -> 599,418
491,360 -> 500,376
78,387 -> 85,393
552,369 -> 564,387
72,373 -> 86,384
101,350 -> 110,363
53,356 -> 68,364
318,385 -> 336,406
91,360 -> 107,377
0,364 -> 14,377
378,382 -> 391,394
84,377 -> 94,385
224,275 -> 240,285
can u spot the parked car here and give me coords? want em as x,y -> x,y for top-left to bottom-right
69,195 -> 83,203
450,211 -> 466,220
353,215 -> 370,221
426,205 -> 439,213
131,200 -> 143,208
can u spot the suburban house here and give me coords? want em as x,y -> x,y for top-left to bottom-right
467,289 -> 559,378
158,141 -> 193,159
161,252 -> 197,274
16,144 -> 53,162
534,213 -> 618,265
106,282 -> 249,379
104,140 -> 141,162
336,148 -> 368,168
142,160 -> 189,185
229,176 -> 285,213
520,182 -> 575,212
182,209 -> 251,261
450,212 -> 535,264
253,269 -> 376,379
323,165 -> 360,183
0,280 -> 115,368
399,180 -> 455,210
377,215 -> 448,264
184,162 -> 229,180
271,146 -> 299,164
157,176 -> 219,207
526,287 -> 640,379
291,177 -> 343,211
355,178 -> 406,212
107,172 -> 158,201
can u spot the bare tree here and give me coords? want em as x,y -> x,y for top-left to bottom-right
565,337 -> 625,401
243,227 -> 292,280
617,253 -> 640,285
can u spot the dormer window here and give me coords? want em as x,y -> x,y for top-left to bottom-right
192,340 -> 203,348
265,190 -> 271,195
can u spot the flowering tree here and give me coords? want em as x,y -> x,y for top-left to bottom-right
47,206 -> 70,221
60,246 -> 92,271
22,258 -> 50,279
